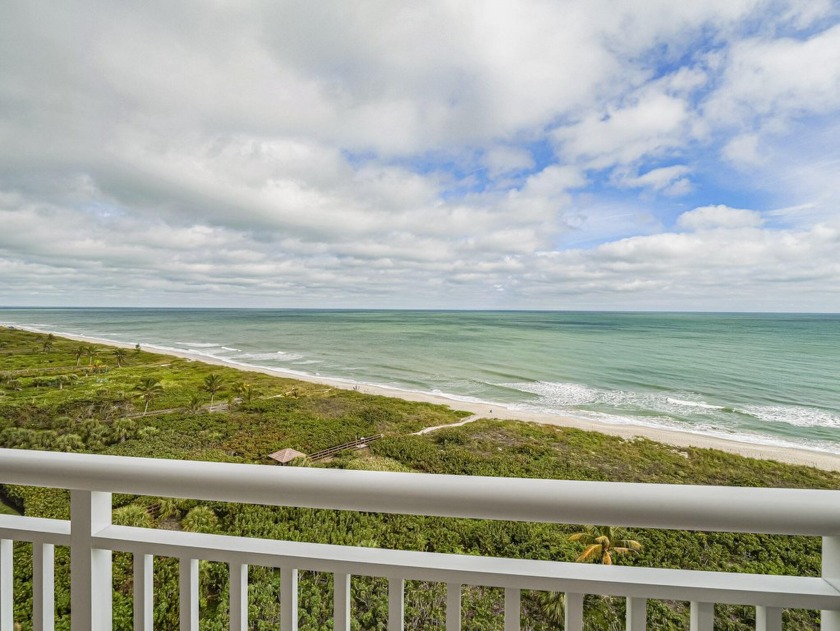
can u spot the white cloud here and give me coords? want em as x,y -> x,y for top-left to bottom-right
677,206 -> 764,231
523,213 -> 840,310
722,134 -> 763,166
616,165 -> 693,196
0,2 -> 838,310
704,23 -> 840,128
483,147 -> 535,177
553,92 -> 691,168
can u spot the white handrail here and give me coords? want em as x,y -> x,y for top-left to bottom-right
1,448 -> 839,535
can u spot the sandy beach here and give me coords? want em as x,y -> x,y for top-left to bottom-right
16,325 -> 839,473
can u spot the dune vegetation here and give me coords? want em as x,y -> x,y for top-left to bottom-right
1,326 -> 838,629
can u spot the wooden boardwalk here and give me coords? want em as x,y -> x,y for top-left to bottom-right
308,434 -> 383,462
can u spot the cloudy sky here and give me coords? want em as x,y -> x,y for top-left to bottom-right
1,1 -> 839,311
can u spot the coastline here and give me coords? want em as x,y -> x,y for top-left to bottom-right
10,325 -> 840,472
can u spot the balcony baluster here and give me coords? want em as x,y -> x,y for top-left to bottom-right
133,553 -> 153,631
1,538 -> 12,631
281,567 -> 298,631
504,587 -> 520,631
388,577 -> 404,631
445,582 -> 460,631
33,542 -> 55,631
334,572 -> 351,631
626,596 -> 647,631
179,557 -> 198,630
229,562 -> 247,631
564,592 -> 584,631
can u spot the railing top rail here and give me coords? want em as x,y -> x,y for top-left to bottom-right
1,448 -> 839,535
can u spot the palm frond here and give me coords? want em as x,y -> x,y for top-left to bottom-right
576,544 -> 602,562
569,532 -> 594,543
615,539 -> 642,551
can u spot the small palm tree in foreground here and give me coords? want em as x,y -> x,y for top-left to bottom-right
569,525 -> 642,565
536,590 -> 566,625
155,498 -> 181,521
134,377 -> 163,415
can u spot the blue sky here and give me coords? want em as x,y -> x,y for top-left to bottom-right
1,1 -> 839,311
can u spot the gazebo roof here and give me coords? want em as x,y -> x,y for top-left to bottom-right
268,448 -> 306,464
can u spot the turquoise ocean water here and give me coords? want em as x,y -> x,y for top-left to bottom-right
1,308 -> 838,454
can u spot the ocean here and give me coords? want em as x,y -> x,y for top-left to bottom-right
1,308 -> 838,454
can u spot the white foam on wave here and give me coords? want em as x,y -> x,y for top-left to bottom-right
220,346 -> 241,352
504,381 -> 724,415
738,405 -> 840,428
430,389 -> 492,405
507,381 -> 600,406
220,357 -> 318,378
237,351 -> 304,362
177,342 -> 222,349
666,397 -> 725,410
147,345 -> 226,362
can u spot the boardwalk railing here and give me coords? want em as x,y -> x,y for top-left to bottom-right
308,434 -> 384,461
1,448 -> 839,630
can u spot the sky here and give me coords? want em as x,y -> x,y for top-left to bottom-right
1,1 -> 839,311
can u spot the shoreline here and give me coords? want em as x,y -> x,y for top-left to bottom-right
9,324 -> 840,472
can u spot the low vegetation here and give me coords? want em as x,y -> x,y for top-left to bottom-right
1,327 -> 838,629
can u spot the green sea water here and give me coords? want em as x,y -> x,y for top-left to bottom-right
2,308 -> 838,453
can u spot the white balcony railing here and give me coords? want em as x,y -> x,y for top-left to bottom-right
1,447 -> 839,630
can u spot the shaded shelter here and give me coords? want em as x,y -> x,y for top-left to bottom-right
268,448 -> 306,465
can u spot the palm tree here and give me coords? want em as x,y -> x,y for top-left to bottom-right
536,591 -> 565,625
569,526 -> 642,565
85,345 -> 98,366
110,419 -> 137,444
134,377 -> 163,415
154,498 -> 181,521
187,394 -> 203,414
235,382 -> 258,404
42,336 -> 54,353
113,348 -> 128,367
74,345 -> 86,367
201,373 -> 224,404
